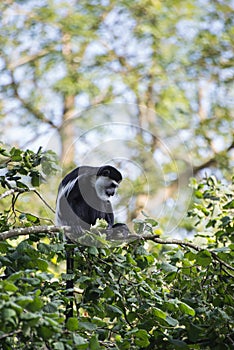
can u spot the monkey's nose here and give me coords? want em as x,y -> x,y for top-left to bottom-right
106,188 -> 115,197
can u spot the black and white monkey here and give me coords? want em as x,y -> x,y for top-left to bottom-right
55,165 -> 129,241
55,165 -> 129,318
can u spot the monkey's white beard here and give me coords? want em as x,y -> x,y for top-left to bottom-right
94,176 -> 118,201
95,177 -> 111,201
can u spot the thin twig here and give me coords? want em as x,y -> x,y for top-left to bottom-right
33,189 -> 55,213
0,185 -> 55,213
0,189 -> 16,200
140,235 -> 201,251
0,329 -> 21,340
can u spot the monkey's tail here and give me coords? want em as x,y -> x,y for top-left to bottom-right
65,244 -> 74,320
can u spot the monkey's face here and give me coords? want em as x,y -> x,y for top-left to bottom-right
95,176 -> 119,201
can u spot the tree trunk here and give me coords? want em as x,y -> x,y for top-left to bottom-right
60,95 -> 76,169
60,33 -> 76,170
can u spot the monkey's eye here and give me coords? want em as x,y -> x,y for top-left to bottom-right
102,169 -> 110,177
111,183 -> 118,188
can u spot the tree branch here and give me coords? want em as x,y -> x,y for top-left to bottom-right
0,225 -> 69,241
140,234 -> 201,251
0,188 -> 16,200
148,136 -> 234,208
8,49 -> 49,70
193,136 -> 234,175
7,70 -> 57,129
0,226 -> 233,274
0,329 -> 21,341
140,234 -> 234,273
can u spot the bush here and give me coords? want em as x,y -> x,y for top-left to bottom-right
0,146 -> 233,349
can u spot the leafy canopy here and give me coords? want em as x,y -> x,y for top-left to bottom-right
0,145 -> 233,349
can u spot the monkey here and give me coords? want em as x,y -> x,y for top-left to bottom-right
55,165 -> 129,241
55,165 -> 130,318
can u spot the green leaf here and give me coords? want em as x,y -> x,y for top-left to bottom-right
165,315 -> 178,326
106,305 -> 123,317
135,329 -> 150,347
103,286 -> 115,298
7,301 -> 23,314
27,296 -> 43,312
73,334 -> 88,346
220,216 -> 231,226
61,273 -> 75,281
164,271 -> 177,282
20,312 -> 40,320
127,311 -> 138,323
195,250 -> 212,267
30,171 -> 40,187
36,258 -> 48,271
66,317 -> 79,331
17,296 -> 34,308
215,230 -> 225,239
145,218 -> 158,226
194,190 -> 203,198
89,335 -> 101,350
88,246 -> 99,256
25,213 -> 40,224
79,321 -> 97,331
0,147 -> 10,157
187,323 -> 204,342
153,307 -> 167,319
184,251 -> 196,261
3,281 -> 18,292
16,181 -> 29,189
54,342 -> 65,350
0,241 -> 9,254
43,302 -> 58,313
10,147 -> 22,161
2,308 -> 17,320
168,338 -> 189,349
178,302 -> 195,316
38,326 -> 54,340
126,253 -> 137,265
223,199 -> 234,209
161,262 -> 177,272
37,242 -> 51,254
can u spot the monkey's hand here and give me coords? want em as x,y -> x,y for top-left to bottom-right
106,223 -> 130,240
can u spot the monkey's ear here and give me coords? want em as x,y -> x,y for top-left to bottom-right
102,169 -> 110,177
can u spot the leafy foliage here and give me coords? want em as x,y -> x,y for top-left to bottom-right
0,146 -> 59,188
0,145 -> 59,230
0,0 -> 233,347
0,147 -> 233,349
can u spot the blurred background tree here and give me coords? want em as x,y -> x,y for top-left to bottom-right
0,0 -> 233,235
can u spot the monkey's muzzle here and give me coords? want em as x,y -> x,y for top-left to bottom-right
105,188 -> 115,197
